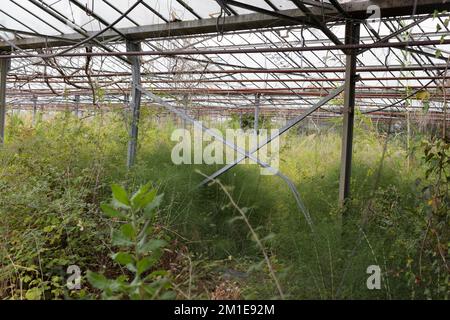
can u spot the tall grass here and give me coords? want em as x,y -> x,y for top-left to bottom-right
0,109 -> 447,300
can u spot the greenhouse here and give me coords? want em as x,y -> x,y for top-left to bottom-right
0,0 -> 448,302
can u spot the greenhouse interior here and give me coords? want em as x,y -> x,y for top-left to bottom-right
0,0 -> 449,301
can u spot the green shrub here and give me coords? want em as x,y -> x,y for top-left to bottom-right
87,183 -> 174,300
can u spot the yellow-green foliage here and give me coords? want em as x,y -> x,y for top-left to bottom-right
0,111 -> 447,300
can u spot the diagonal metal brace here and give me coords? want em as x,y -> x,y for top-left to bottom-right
200,83 -> 351,186
135,85 -> 280,176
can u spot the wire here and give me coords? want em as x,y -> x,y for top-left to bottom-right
216,7 -> 226,42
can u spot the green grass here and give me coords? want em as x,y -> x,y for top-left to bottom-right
0,110 -> 447,300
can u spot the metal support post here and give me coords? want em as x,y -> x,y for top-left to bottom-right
126,41 -> 142,168
74,95 -> 80,118
255,93 -> 261,133
339,21 -> 360,205
32,95 -> 37,125
0,55 -> 10,145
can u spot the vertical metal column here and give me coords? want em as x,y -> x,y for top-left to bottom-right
124,93 -> 130,107
254,93 -> 261,133
0,56 -> 10,146
339,21 -> 360,205
32,96 -> 38,126
126,41 -> 142,168
182,94 -> 189,129
406,108 -> 411,170
74,95 -> 80,118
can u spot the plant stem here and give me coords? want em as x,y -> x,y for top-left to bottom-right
199,172 -> 285,299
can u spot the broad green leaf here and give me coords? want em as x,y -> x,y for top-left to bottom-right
121,223 -> 136,240
86,271 -> 110,290
126,263 -> 137,273
136,256 -> 157,275
133,188 -> 157,211
138,239 -> 167,254
111,184 -> 130,207
130,183 -> 153,208
108,278 -> 126,292
111,229 -> 133,246
25,287 -> 42,300
101,203 -> 126,219
143,193 -> 164,218
131,183 -> 152,200
112,252 -> 135,265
